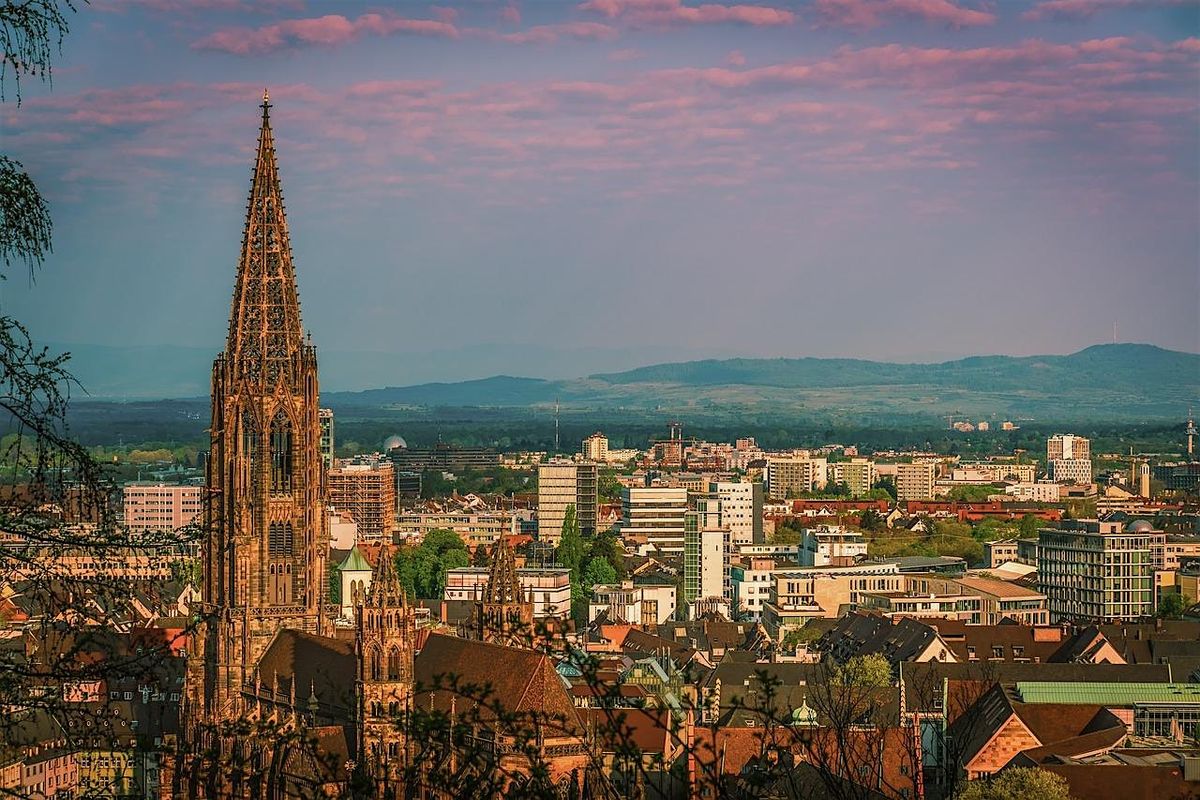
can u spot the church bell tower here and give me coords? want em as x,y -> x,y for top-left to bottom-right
188,92 -> 330,724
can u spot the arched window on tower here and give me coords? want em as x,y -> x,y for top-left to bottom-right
370,646 -> 383,682
269,410 -> 293,493
387,646 -> 402,680
242,411 -> 259,487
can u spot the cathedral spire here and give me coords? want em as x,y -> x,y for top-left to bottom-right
226,91 -> 305,385
366,541 -> 407,608
483,536 -> 524,605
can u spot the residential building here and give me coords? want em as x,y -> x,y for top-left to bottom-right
388,442 -> 500,472
443,566 -> 572,618
581,432 -> 608,462
798,525 -> 868,567
826,458 -> 875,497
729,556 -> 784,617
588,581 -> 676,625
619,486 -> 688,554
984,539 -> 1020,568
394,510 -> 517,549
1048,434 -> 1091,462
1050,458 -> 1093,484
1038,519 -> 1154,622
122,483 -> 203,534
709,481 -> 763,546
953,462 -> 1037,483
896,461 -> 936,501
683,512 -> 728,605
1001,482 -> 1062,503
537,460 -> 598,544
328,459 -> 396,540
765,454 -> 827,500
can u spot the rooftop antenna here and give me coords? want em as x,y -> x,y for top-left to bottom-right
554,398 -> 560,454
1112,322 -> 1118,344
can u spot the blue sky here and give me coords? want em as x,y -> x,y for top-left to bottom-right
2,0 -> 1197,381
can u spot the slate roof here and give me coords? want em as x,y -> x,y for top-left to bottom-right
253,629 -> 357,718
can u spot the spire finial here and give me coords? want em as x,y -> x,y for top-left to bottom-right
263,87 -> 270,104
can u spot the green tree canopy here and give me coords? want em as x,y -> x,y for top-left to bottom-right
556,504 -> 585,576
582,556 -> 617,589
1158,591 -> 1192,620
957,768 -> 1072,800
394,529 -> 471,599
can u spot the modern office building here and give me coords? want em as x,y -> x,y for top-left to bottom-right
122,483 -> 204,534
1048,434 -> 1093,483
537,460 -> 598,544
328,459 -> 397,540
588,581 -> 676,625
1038,519 -> 1154,622
388,442 -> 500,472
896,461 -> 937,501
619,486 -> 688,553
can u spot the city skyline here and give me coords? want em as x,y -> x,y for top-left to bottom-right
2,0 -> 1198,374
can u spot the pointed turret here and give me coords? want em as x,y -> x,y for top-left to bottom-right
483,536 -> 524,605
365,541 -> 407,608
225,89 -> 306,386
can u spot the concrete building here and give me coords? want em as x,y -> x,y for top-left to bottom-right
122,483 -> 203,534
444,566 -> 572,618
318,408 -> 334,467
537,460 -> 598,544
1038,519 -> 1154,622
766,454 -> 829,500
619,486 -> 688,553
799,525 -> 868,567
1000,482 -> 1062,503
395,511 -> 518,550
710,481 -> 763,546
684,516 -> 728,606
328,459 -> 397,540
896,461 -> 937,501
826,458 -> 875,497
730,556 -> 786,617
1048,434 -> 1090,462
984,539 -> 1020,568
1050,458 -> 1093,484
588,581 -> 676,625
952,462 -> 1037,483
581,432 -> 608,463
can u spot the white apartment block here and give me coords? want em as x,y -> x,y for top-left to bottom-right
395,511 -> 518,549
1050,458 -> 1093,484
1001,482 -> 1062,503
730,556 -> 783,616
1038,519 -> 1153,621
710,481 -> 762,546
684,524 -> 728,603
619,486 -> 688,553
444,566 -> 572,618
952,462 -> 1037,483
589,581 -> 677,625
895,461 -> 937,501
581,432 -> 609,462
799,526 -> 868,567
122,483 -> 203,534
1048,434 -> 1090,462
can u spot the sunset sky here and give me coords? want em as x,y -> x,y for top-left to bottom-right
3,0 -> 1198,380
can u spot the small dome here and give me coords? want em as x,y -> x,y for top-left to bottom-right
384,435 -> 407,450
1125,519 -> 1154,533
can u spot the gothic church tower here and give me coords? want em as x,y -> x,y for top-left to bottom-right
188,93 -> 330,724
356,542 -> 416,792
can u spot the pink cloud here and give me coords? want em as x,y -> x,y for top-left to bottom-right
499,2 -> 522,24
1021,0 -> 1194,21
192,12 -> 459,55
578,0 -> 794,27
609,47 -> 644,61
726,49 -> 747,66
488,22 -> 619,44
430,6 -> 459,24
810,0 -> 996,29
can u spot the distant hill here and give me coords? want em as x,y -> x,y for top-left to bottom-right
590,344 -> 1194,394
324,344 -> 1198,423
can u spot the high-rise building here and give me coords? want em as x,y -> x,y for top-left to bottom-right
122,483 -> 203,534
1038,519 -> 1154,621
1050,458 -> 1093,484
319,408 -> 334,467
895,461 -> 936,501
766,455 -> 827,500
1048,434 -> 1090,462
826,458 -> 875,497
581,432 -> 608,462
709,481 -> 763,546
684,510 -> 728,604
619,486 -> 688,553
187,94 -> 330,725
328,459 -> 397,541
537,460 -> 598,544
